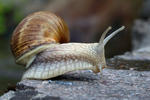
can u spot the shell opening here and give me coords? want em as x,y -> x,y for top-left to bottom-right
16,44 -> 57,68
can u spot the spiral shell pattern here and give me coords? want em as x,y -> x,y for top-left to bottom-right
11,11 -> 70,61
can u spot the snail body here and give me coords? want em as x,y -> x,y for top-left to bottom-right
11,11 -> 125,80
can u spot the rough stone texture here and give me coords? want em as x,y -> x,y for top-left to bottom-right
1,67 -> 150,100
0,91 -> 15,100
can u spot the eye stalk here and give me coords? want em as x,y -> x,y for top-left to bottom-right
97,26 -> 125,73
104,26 -> 125,46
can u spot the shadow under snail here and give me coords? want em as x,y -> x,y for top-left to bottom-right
10,11 -> 125,80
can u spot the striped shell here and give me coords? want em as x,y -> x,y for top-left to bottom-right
11,11 -> 70,65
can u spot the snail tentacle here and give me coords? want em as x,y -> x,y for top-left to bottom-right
104,26 -> 125,46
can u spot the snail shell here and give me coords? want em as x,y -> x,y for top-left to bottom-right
11,11 -> 69,66
11,11 -> 125,80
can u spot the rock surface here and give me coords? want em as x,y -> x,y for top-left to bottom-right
1,67 -> 150,100
107,50 -> 150,71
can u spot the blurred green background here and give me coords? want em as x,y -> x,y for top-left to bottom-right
0,0 -> 143,95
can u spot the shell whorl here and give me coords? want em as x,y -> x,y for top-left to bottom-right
11,11 -> 70,65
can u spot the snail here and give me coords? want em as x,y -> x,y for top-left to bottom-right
11,11 -> 125,80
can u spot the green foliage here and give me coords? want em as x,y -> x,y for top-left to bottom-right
0,2 -> 7,35
0,0 -> 24,35
0,14 -> 6,35
13,10 -> 23,23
